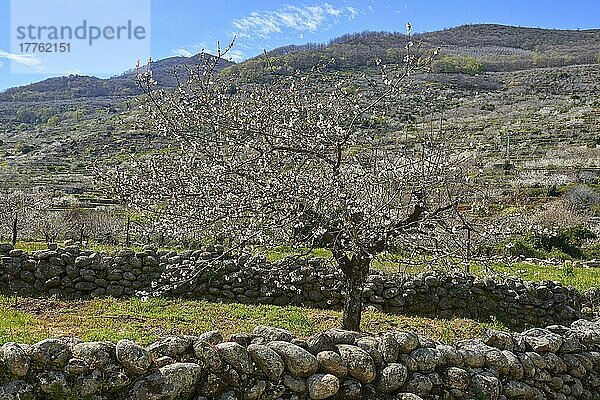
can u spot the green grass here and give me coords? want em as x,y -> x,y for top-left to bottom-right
371,256 -> 600,292
263,245 -> 332,262
13,241 -> 49,252
13,241 -> 144,254
491,262 -> 600,292
0,304 -> 41,344
0,295 -> 485,346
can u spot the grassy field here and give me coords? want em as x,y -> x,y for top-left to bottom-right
13,241 -> 143,254
370,255 -> 600,292
491,262 -> 600,292
1,245 -> 594,346
0,295 -> 490,346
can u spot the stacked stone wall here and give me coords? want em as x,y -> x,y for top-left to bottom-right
0,243 -> 595,329
1,321 -> 600,399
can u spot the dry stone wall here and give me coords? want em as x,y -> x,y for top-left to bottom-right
1,321 -> 600,400
0,243 -> 595,329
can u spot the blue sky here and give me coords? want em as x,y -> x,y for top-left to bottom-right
1,0 -> 599,91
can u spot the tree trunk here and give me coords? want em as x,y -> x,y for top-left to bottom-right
339,255 -> 370,331
11,213 -> 18,246
125,217 -> 131,247
342,271 -> 365,331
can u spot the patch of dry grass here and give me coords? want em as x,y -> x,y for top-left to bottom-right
0,295 -> 486,346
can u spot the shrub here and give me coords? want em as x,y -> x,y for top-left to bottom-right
547,247 -> 573,261
582,243 -> 600,260
531,226 -> 595,259
561,262 -> 575,277
497,225 -> 596,260
565,185 -> 600,209
432,55 -> 485,75
502,236 -> 544,259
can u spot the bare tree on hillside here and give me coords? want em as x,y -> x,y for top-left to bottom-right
105,31 -> 473,330
0,190 -> 52,245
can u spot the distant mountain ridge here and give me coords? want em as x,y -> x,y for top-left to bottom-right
245,24 -> 600,76
2,24 -> 599,100
0,54 -> 234,102
268,24 -> 600,59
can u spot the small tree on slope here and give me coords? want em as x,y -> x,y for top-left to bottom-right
106,34 -> 470,331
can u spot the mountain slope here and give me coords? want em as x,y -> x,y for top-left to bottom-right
0,24 -> 599,200
0,54 -> 234,102
225,24 -> 600,79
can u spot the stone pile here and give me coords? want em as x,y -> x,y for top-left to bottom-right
1,321 -> 599,399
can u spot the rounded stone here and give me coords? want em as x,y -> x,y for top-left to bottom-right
28,339 -> 72,368
193,340 -> 222,370
470,372 -> 500,400
445,367 -> 470,390
0,380 -> 35,399
116,339 -> 152,374
72,341 -> 114,369
316,351 -> 347,378
404,372 -> 433,398
37,371 -> 69,395
307,373 -> 340,399
522,328 -> 562,353
253,325 -> 294,342
306,332 -> 335,354
146,336 -> 191,358
247,343 -> 284,381
284,374 -> 307,393
355,337 -> 383,365
338,378 -> 361,400
379,332 -> 400,363
216,342 -> 254,374
129,362 -> 203,400
396,394 -> 424,400
396,332 -> 419,353
410,347 -> 443,373
376,363 -> 407,393
65,358 -> 90,375
267,341 -> 318,378
325,329 -> 363,345
504,380 -> 534,398
77,369 -> 103,397
337,345 -> 376,384
197,331 -> 223,345
0,343 -> 30,378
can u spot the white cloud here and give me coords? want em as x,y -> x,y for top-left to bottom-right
0,50 -> 43,67
171,48 -> 195,57
226,49 -> 245,63
170,42 -> 212,58
171,44 -> 245,63
346,6 -> 359,19
232,3 -> 360,39
233,12 -> 281,38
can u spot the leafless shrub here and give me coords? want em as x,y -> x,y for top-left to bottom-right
532,200 -> 587,229
565,185 -> 600,210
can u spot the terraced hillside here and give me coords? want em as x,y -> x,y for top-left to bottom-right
0,24 -> 598,208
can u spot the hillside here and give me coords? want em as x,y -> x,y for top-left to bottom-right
0,54 -> 234,102
0,24 -> 598,201
2,24 -> 598,101
226,24 -> 600,80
